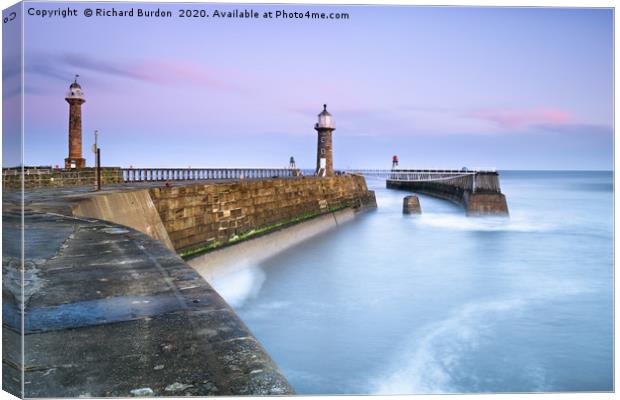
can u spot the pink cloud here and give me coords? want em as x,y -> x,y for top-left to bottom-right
30,52 -> 232,89
132,61 -> 230,88
467,108 -> 573,129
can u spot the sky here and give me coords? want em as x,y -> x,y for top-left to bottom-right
5,3 -> 614,169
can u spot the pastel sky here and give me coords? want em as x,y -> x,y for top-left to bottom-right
8,3 -> 614,169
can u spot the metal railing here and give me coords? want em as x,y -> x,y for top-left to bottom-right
347,169 -> 501,193
386,172 -> 476,182
347,169 -> 487,181
122,168 -> 297,183
350,169 -> 492,191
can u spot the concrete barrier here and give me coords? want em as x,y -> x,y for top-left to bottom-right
71,189 -> 175,250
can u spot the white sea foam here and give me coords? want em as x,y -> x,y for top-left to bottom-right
208,263 -> 266,308
373,297 -> 527,394
375,194 -> 405,209
258,300 -> 291,310
374,189 -> 554,233
372,280 -> 591,395
241,300 -> 294,320
414,212 -> 553,233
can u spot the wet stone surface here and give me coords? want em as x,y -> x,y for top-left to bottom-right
3,189 -> 294,397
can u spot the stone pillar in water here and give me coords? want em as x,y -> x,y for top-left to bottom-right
403,195 -> 422,214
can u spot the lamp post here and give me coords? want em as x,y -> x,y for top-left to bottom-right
93,130 -> 101,191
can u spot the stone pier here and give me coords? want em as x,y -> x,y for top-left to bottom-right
2,173 -> 376,397
387,170 -> 509,216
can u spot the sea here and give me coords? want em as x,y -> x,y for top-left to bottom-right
209,171 -> 614,394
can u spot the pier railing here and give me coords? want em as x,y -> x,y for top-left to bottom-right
347,168 -> 495,177
348,169 -> 501,193
122,168 -> 297,183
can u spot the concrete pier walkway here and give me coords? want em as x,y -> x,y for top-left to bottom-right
2,186 -> 294,397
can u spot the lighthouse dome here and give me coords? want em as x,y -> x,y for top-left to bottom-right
317,104 -> 334,128
66,76 -> 85,100
67,86 -> 84,99
318,104 -> 331,116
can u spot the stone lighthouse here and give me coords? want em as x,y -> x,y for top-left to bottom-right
315,104 -> 335,176
64,75 -> 86,169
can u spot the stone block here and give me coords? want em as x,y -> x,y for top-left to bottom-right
403,195 -> 422,214
466,193 -> 509,216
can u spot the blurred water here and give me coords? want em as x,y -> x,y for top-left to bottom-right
209,171 -> 613,394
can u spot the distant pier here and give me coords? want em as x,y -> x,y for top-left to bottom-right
351,169 -> 509,215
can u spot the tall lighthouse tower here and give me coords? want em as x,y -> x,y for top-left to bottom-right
315,104 -> 335,176
64,75 -> 86,169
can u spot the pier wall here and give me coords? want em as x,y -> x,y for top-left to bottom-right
148,175 -> 376,252
65,175 -> 374,254
465,192 -> 510,215
2,167 -> 123,190
72,189 -> 175,250
387,172 -> 508,215
188,208 -> 356,281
